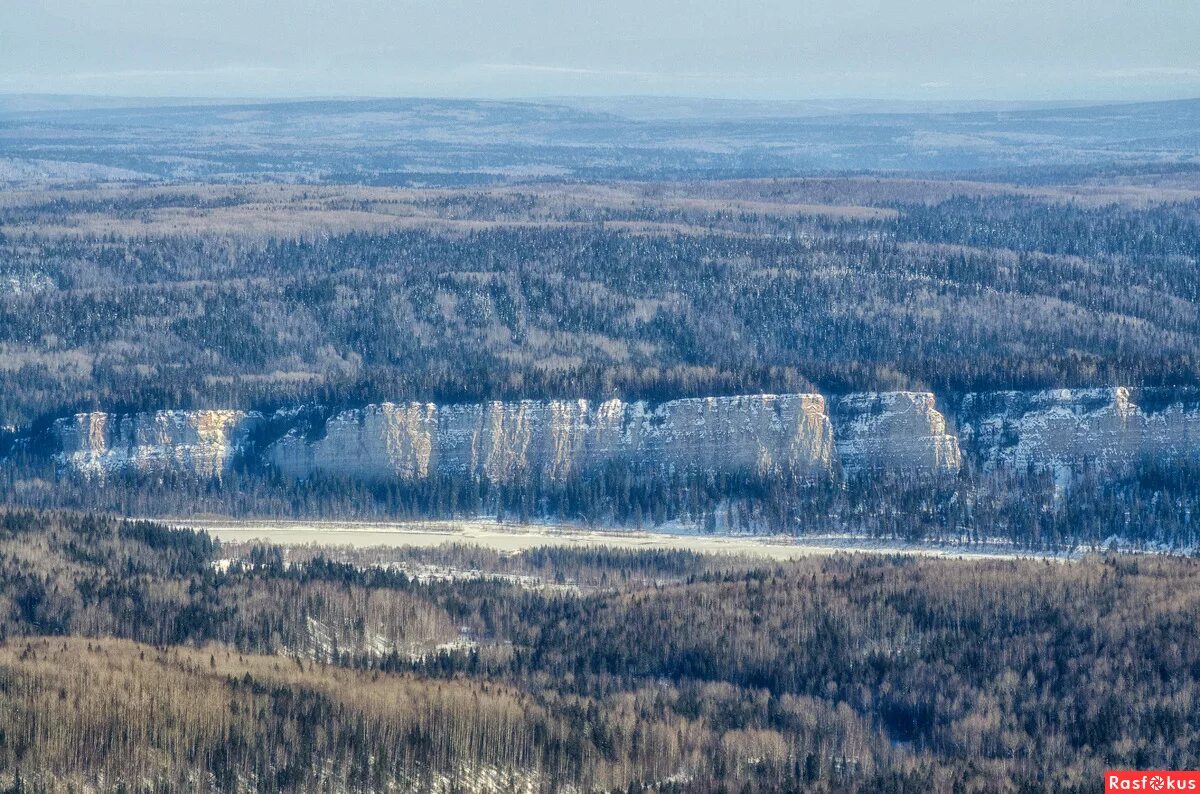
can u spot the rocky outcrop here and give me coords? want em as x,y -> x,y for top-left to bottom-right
268,394 -> 837,483
51,387 -> 1200,487
56,410 -> 260,479
959,387 -> 1200,480
831,392 -> 961,475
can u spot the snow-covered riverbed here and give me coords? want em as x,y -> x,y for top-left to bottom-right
173,518 -> 1065,560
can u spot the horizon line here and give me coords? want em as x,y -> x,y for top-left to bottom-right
3,91 -> 1199,106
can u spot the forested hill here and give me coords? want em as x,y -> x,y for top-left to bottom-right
1,177 -> 1199,427
1,509 -> 1198,790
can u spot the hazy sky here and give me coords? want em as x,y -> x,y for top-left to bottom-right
2,0 -> 1199,100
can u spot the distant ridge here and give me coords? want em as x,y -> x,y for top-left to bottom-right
1,94 -> 1197,182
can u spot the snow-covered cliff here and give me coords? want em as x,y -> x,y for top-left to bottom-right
267,394 -> 836,483
55,410 -> 260,479
52,387 -> 1200,486
831,391 -> 961,475
959,387 -> 1200,481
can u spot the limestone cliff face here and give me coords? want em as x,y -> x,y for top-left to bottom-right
831,392 -> 962,475
52,387 -> 1200,487
56,410 -> 259,479
267,403 -> 439,481
959,387 -> 1200,479
268,394 -> 836,483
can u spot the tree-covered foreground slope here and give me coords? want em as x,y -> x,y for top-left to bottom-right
0,510 -> 1198,791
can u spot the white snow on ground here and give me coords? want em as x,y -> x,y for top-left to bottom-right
399,764 -> 577,794
176,517 -> 1081,560
384,561 -> 582,593
221,763 -> 575,793
0,157 -> 153,184
301,615 -> 477,663
1,272 -> 54,296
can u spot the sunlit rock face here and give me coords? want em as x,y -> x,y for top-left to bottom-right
271,403 -> 439,481
55,410 -> 259,479
959,387 -> 1200,480
40,387 -> 1200,488
831,392 -> 962,476
268,394 -> 837,483
638,394 -> 836,480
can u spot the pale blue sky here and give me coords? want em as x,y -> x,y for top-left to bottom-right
3,0 -> 1198,100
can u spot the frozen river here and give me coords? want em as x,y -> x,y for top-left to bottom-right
173,518 -> 1058,560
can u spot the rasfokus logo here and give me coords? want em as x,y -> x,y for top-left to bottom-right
1107,771 -> 1200,791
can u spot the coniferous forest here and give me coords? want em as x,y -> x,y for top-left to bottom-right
2,180 -> 1200,426
0,509 -> 1199,792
